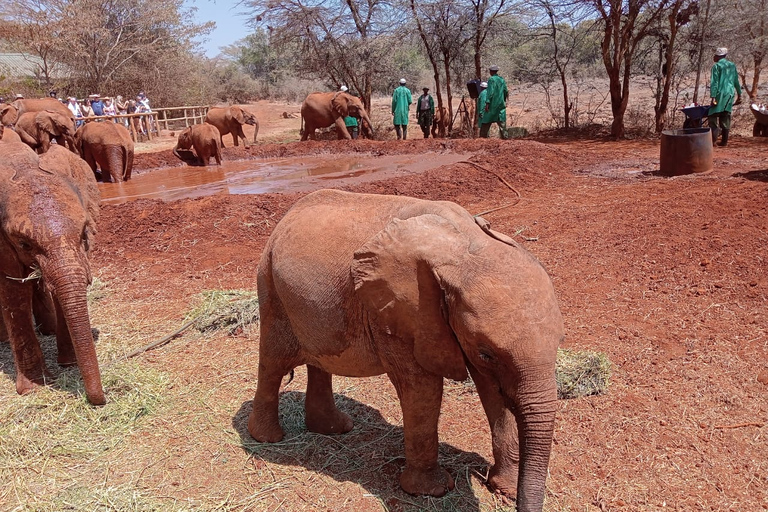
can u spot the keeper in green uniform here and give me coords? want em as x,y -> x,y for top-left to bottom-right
392,78 -> 412,140
476,81 -> 488,128
344,115 -> 359,139
480,65 -> 508,139
416,87 -> 435,138
708,47 -> 742,147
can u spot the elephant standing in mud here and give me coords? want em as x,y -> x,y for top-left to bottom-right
75,121 -> 134,182
300,92 -> 374,141
247,189 -> 563,512
173,123 -> 222,166
15,110 -> 77,153
204,106 -> 259,147
0,142 -> 105,405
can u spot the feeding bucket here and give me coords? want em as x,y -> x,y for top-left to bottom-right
659,128 -> 713,176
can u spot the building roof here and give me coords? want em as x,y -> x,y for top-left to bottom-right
0,53 -> 69,79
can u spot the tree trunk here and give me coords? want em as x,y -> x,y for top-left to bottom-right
442,54 -> 453,131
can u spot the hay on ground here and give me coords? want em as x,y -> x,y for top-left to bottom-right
556,348 -> 611,399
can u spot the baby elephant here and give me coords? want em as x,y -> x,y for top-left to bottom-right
248,190 -> 564,512
173,123 -> 222,166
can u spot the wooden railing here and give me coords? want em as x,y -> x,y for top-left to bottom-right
79,105 -> 210,142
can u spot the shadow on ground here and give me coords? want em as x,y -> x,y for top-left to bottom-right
232,391 -> 493,511
732,169 -> 768,182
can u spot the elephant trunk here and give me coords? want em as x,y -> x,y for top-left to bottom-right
511,373 -> 557,512
40,256 -> 105,405
361,109 -> 374,137
172,143 -> 182,160
252,119 -> 259,143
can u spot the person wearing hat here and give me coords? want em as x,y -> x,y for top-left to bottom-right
67,96 -> 85,127
90,94 -> 104,117
480,65 -> 509,139
340,85 -> 349,92
416,86 -> 435,138
391,78 -> 412,140
708,47 -> 741,147
14,93 -> 24,100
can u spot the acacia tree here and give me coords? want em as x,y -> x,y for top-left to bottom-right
580,0 -> 670,137
243,0 -> 399,110
722,0 -> 768,101
409,0 -> 473,129
469,0 -> 514,78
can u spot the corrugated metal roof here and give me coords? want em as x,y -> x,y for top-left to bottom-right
0,53 -> 69,79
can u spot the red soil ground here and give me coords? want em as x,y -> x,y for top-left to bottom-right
91,131 -> 767,510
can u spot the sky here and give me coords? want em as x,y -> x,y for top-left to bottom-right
186,0 -> 253,57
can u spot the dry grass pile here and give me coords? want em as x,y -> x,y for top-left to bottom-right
556,348 -> 611,399
186,289 -> 260,336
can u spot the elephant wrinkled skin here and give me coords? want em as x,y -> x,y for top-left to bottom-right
75,121 -> 134,182
173,123 -> 222,166
248,189 -> 563,512
0,142 -> 104,405
204,106 -> 258,147
15,110 -> 77,154
300,92 -> 374,140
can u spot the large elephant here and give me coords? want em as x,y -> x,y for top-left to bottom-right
173,123 -> 222,166
247,190 -> 563,512
0,142 -> 105,405
15,110 -> 77,153
204,106 -> 258,147
7,97 -> 74,127
75,121 -> 134,182
300,92 -> 374,141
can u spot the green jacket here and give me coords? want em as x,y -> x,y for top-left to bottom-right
709,58 -> 741,114
476,89 -> 487,121
481,74 -> 508,125
392,85 -> 412,125
344,115 -> 358,127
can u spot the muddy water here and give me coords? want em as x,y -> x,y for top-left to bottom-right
99,152 -> 471,204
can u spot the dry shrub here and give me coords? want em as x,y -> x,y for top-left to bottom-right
186,289 -> 260,335
556,348 -> 611,399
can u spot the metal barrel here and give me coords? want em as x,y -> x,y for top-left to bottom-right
659,128 -> 713,176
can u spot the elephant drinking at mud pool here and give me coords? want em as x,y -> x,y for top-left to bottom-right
75,121 -> 134,182
0,142 -> 105,405
15,110 -> 77,154
300,92 -> 374,141
204,106 -> 259,147
247,190 -> 564,512
173,123 -> 222,166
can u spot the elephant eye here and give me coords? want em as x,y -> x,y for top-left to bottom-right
478,350 -> 495,363
17,238 -> 33,251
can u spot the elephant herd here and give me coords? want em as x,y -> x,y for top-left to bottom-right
1,97 -> 134,183
0,95 -> 564,512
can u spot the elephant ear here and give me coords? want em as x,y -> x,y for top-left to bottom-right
230,106 -> 246,124
35,110 -> 58,135
352,214 -> 469,381
474,215 -> 521,249
331,93 -> 349,118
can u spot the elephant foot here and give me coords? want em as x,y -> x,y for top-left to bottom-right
400,464 -> 454,497
247,408 -> 284,443
16,368 -> 52,395
487,463 -> 519,500
305,406 -> 353,435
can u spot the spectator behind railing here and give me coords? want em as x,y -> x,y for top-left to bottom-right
103,97 -> 117,120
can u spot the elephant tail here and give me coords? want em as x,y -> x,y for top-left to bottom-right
300,113 -> 304,137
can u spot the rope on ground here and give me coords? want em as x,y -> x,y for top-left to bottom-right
458,160 -> 522,215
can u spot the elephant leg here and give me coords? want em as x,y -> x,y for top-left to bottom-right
237,126 -> 249,147
390,371 -> 454,497
467,363 -> 520,498
53,297 -> 77,367
247,300 -> 300,443
305,365 -> 353,435
334,117 -> 352,139
1,282 -> 51,394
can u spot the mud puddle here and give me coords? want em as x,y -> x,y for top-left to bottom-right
100,152 -> 472,204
